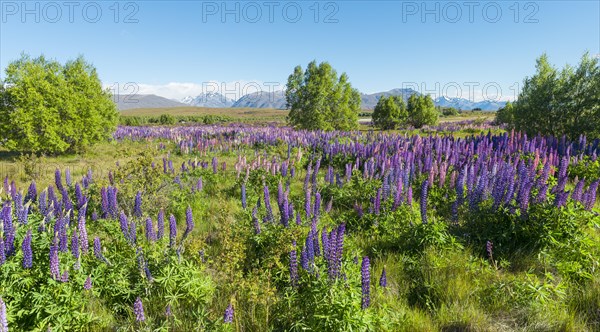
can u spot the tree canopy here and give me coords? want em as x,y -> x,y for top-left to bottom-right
509,53 -> 600,138
0,54 -> 119,154
286,61 -> 361,131
407,94 -> 438,128
372,95 -> 407,130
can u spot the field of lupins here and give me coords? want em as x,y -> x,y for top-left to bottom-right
1,123 -> 599,331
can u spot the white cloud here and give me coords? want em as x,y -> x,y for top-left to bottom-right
104,80 -> 285,101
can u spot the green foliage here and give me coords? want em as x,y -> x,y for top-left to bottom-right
158,114 -> 176,125
512,53 -> 600,138
439,106 -> 459,116
286,61 -> 361,131
494,101 -> 514,125
0,55 -> 118,154
372,95 -> 407,130
407,94 -> 438,128
569,157 -> 600,181
119,114 -> 234,126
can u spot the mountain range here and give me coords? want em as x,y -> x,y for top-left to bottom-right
115,89 -> 507,111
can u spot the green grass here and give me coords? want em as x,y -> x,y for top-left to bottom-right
121,106 -> 289,123
1,128 -> 599,331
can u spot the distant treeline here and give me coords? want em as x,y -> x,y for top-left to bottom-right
119,114 -> 234,126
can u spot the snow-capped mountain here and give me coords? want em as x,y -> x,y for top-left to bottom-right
360,88 -> 419,109
232,90 -> 287,109
181,92 -> 235,108
434,96 -> 506,111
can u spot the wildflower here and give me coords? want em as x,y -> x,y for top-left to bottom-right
420,180 -> 429,224
224,303 -> 234,323
134,191 -> 142,218
361,257 -> 371,309
134,297 -> 145,322
169,215 -> 177,248
379,267 -> 387,288
157,209 -> 165,240
0,296 -> 7,332
22,230 -> 32,269
84,276 -> 92,290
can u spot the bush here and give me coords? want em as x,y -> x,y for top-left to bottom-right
158,114 -> 176,125
512,53 -> 600,139
0,55 -> 118,154
407,94 -> 438,128
372,96 -> 407,130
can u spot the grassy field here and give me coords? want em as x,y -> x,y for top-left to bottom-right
2,122 -> 599,331
121,106 -> 289,123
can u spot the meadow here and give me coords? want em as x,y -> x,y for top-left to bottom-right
0,119 -> 599,331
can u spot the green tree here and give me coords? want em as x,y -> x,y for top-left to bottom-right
512,53 -> 600,138
0,54 -> 118,154
372,95 -> 407,130
286,61 -> 361,131
407,94 -> 438,128
494,101 -> 514,126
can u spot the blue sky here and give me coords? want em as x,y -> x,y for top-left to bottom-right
1,0 -> 599,101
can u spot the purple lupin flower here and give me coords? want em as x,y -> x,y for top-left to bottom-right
55,169 -> 64,192
0,296 -> 7,332
571,179 -> 585,202
312,192 -> 321,223
157,209 -> 165,240
420,180 -> 429,224
407,186 -> 413,205
22,230 -> 32,269
49,237 -> 60,280
58,217 -> 68,253
134,297 -> 145,322
71,228 -> 80,260
379,267 -> 387,288
241,183 -> 247,209
169,215 -> 177,248
65,168 -> 72,187
182,206 -> 194,241
224,303 -> 234,323
252,207 -> 261,235
78,217 -> 89,254
26,181 -> 37,203
145,217 -> 156,242
584,180 -> 599,211
165,305 -> 172,318
264,185 -> 273,222
361,256 -> 371,309
84,276 -> 92,290
300,247 -> 308,270
134,191 -> 142,218
289,241 -> 298,287
93,237 -> 104,261
486,240 -> 493,261
129,221 -> 137,244
119,211 -> 130,242
0,237 -> 5,265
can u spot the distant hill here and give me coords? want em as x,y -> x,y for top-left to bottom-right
181,92 -> 235,108
114,94 -> 187,110
434,96 -> 506,111
117,89 -> 506,112
232,90 -> 287,109
360,88 -> 418,110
